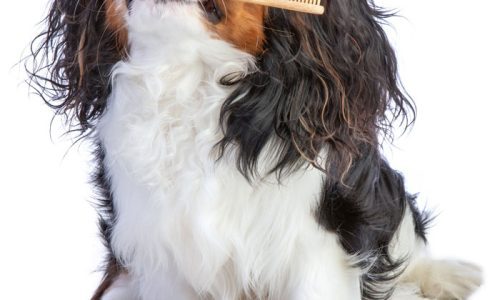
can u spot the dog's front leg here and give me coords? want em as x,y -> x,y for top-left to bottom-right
287,228 -> 361,300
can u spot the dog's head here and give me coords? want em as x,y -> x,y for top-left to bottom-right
29,0 -> 413,179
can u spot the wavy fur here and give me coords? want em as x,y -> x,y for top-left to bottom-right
219,1 -> 415,180
28,0 -> 124,134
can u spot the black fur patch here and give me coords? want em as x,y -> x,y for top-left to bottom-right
91,145 -> 122,300
316,145 -> 431,299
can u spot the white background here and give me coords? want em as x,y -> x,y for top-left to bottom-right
0,0 -> 498,299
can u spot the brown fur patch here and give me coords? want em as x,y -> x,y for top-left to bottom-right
104,0 -> 128,52
208,1 -> 266,55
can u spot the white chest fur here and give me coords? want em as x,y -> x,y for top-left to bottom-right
98,3 -> 356,300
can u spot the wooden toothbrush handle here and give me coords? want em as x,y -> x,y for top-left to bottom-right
236,0 -> 325,15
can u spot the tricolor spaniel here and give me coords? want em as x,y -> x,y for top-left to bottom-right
29,0 -> 482,299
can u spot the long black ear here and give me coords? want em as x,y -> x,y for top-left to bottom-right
219,0 -> 414,180
28,0 -> 126,135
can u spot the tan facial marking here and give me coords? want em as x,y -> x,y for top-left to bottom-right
208,0 -> 266,55
104,0 -> 266,56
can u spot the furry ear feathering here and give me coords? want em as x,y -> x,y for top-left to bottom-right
28,0 -> 482,299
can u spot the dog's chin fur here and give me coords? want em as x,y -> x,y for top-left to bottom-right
29,0 -> 483,299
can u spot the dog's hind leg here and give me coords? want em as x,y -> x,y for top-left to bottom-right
399,258 -> 483,300
390,209 -> 483,300
391,283 -> 430,300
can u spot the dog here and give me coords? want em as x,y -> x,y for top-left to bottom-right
29,0 -> 483,299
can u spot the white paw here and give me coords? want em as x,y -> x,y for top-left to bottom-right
407,259 -> 483,300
